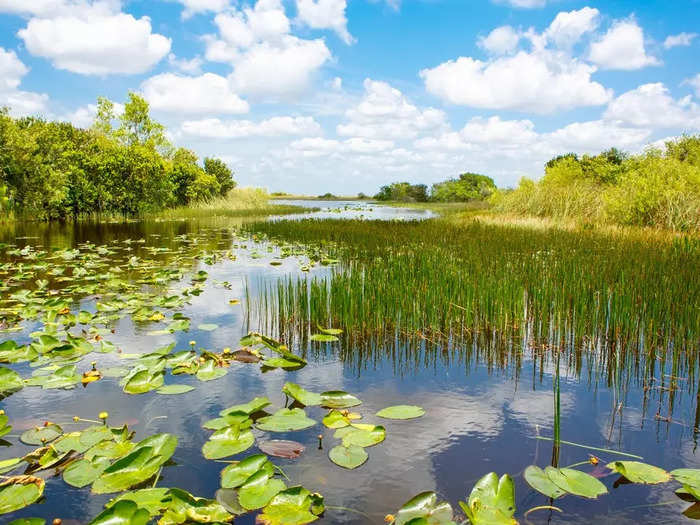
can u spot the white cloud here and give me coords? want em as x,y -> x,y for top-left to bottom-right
336,79 -> 447,140
18,10 -> 171,75
63,100 -> 124,128
289,136 -> 394,156
296,0 -> 353,44
663,32 -> 697,49
0,0 -> 119,17
461,116 -> 537,144
421,50 -> 611,113
167,53 -> 203,74
141,73 -> 249,115
181,116 -> 321,138
687,74 -> 700,98
604,83 -> 700,129
544,7 -> 599,48
589,19 -> 660,70
0,47 -> 48,116
174,0 -> 230,19
228,36 -> 331,98
546,119 -> 651,151
478,26 -> 520,55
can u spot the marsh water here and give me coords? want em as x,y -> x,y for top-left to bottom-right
0,202 -> 699,524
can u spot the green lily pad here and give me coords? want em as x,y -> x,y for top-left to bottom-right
123,368 -> 164,394
196,360 -> 228,382
9,519 -> 46,525
221,454 -> 274,489
107,488 -> 170,515
256,409 -> 316,433
89,499 -> 150,525
607,461 -> 670,484
340,425 -> 385,448
0,458 -> 22,475
197,323 -> 219,331
310,334 -> 338,342
329,445 -> 368,470
157,384 -> 195,395
283,382 -> 322,406
322,410 -> 351,429
203,412 -> 252,431
376,405 -> 425,420
395,491 -> 455,525
238,470 -> 286,510
524,465 -> 566,499
202,426 -> 255,460
317,327 -> 343,336
462,472 -> 516,525
545,467 -> 607,499
320,391 -> 362,409
0,476 -> 45,514
257,486 -> 324,525
672,469 -> 700,489
53,425 -> 114,454
0,366 -> 23,395
20,423 -> 63,445
221,396 -> 271,416
63,457 -> 110,488
160,487 -> 234,524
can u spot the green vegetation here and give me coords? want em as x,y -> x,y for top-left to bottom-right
374,173 -> 496,203
0,93 -> 237,220
491,137 -> 700,231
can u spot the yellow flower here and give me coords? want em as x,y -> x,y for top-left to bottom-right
99,411 -> 109,420
189,340 -> 196,347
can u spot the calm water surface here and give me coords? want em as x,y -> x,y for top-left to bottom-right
0,203 -> 698,524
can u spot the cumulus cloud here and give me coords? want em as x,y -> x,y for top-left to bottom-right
181,116 -> 321,138
687,74 -> 700,98
336,79 -> 447,140
289,136 -> 394,156
604,83 -> 700,129
546,120 -> 651,151
167,53 -> 204,74
589,19 -> 660,70
663,32 -> 697,49
141,73 -> 249,115
174,0 -> 230,19
18,7 -> 171,75
63,100 -> 124,128
421,50 -> 611,113
0,0 -> 119,17
544,7 -> 599,48
0,47 -> 49,116
478,26 -> 520,55
296,0 -> 354,44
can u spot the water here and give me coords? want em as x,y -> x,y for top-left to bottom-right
0,203 -> 698,524
270,199 -> 436,221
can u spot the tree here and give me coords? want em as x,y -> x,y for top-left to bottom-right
117,92 -> 169,151
430,173 -> 496,202
170,148 -> 202,206
93,97 -> 116,135
204,157 -> 236,196
374,182 -> 428,202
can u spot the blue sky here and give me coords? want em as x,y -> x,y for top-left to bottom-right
1,0 -> 699,194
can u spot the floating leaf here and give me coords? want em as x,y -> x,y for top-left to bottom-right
320,391 -> 361,409
462,472 -> 516,525
340,425 -> 385,448
123,368 -> 164,394
203,412 -> 251,431
203,426 -> 255,460
256,409 -> 316,433
376,405 -> 425,420
107,488 -> 170,515
63,457 -> 110,488
317,326 -> 343,336
221,397 -> 271,416
221,454 -> 274,489
259,440 -> 305,459
238,470 -> 286,510
283,383 -> 322,406
157,384 -> 195,395
322,410 -> 351,429
0,476 -> 45,514
395,491 -> 455,525
545,467 -> 607,499
8,519 -> 46,525
524,466 -> 565,499
257,486 -> 324,525
329,445 -> 368,470
310,334 -> 338,343
197,323 -> 219,331
20,423 -> 63,445
607,461 -> 670,484
0,366 -> 23,396
0,458 -> 22,475
196,360 -> 228,382
89,499 -> 150,525
160,487 -> 234,524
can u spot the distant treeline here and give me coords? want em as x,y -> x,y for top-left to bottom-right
493,136 -> 700,231
0,93 -> 234,220
374,173 -> 496,203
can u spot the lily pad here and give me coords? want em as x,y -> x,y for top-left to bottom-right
221,454 -> 274,489
257,486 -> 324,525
0,476 -> 45,514
310,334 -> 338,343
196,360 -> 228,382
395,491 -> 455,525
524,465 -> 566,499
107,488 -> 170,515
221,396 -> 271,416
322,410 -> 351,429
329,445 -> 368,470
461,472 -> 516,525
376,405 -> 425,420
340,425 -> 386,448
545,467 -> 607,499
63,457 -> 110,488
8,519 -> 46,525
238,470 -> 286,510
157,384 -> 195,395
256,409 -> 316,433
197,323 -> 219,331
203,426 -> 255,460
203,413 -> 251,431
320,391 -> 362,409
0,366 -> 23,396
89,499 -> 150,525
607,461 -> 670,484
160,487 -> 234,524
123,368 -> 164,394
259,440 -> 306,459
283,382 -> 322,406
20,423 -> 63,445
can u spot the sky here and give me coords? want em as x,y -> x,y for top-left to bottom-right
0,0 -> 699,194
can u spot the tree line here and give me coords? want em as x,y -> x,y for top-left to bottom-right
374,173 -> 497,202
0,93 -> 234,220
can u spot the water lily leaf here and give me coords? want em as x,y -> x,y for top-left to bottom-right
376,405 -> 425,420
257,486 -> 323,525
54,425 -> 113,454
340,425 -> 385,448
0,366 -> 23,395
123,368 -> 164,394
283,383 -> 322,406
322,410 -> 350,429
320,391 -> 361,409
89,499 -> 150,525
0,413 -> 11,438
166,319 -> 190,333
256,409 -> 316,433
524,465 -> 565,499
107,488 -> 170,515
0,458 -> 22,475
221,397 -> 271,416
607,461 -> 670,484
63,457 -> 110,488
395,491 -> 455,525
463,472 -> 516,525
262,357 -> 306,370
0,476 -> 45,514
259,440 -> 305,459
196,360 -> 228,382
91,448 -> 161,494
238,470 -> 286,510
160,487 -> 234,524
329,445 -> 368,470
203,426 -> 255,460
157,384 -> 195,395
221,454 -> 274,489
671,469 -> 700,490
102,366 -> 130,378
317,326 -> 343,336
25,363 -> 81,389
20,423 -> 63,445
197,323 -> 219,331
203,412 -> 251,431
310,334 -> 338,342
8,519 -> 45,525
545,467 -> 607,499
